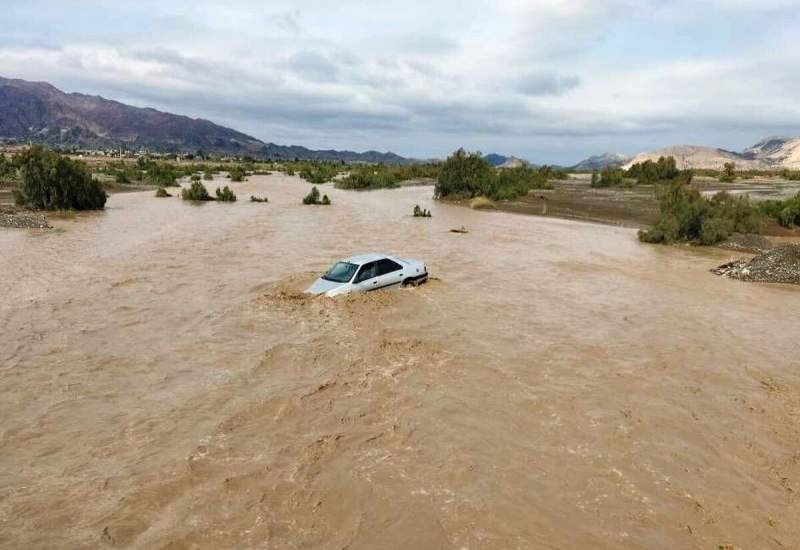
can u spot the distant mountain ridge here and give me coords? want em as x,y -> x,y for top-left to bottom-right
571,153 -> 630,171
622,137 -> 800,170
0,76 -> 412,164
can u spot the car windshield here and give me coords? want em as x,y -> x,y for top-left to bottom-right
322,262 -> 358,283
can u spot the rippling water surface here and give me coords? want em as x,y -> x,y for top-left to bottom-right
1,174 -> 798,549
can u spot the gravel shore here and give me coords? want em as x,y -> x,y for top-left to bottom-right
712,244 -> 800,284
0,207 -> 52,229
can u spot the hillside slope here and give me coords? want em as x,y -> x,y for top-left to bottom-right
0,76 -> 412,163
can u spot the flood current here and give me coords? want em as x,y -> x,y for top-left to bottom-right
1,174 -> 798,548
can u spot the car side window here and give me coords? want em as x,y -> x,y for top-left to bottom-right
355,262 -> 378,283
377,258 -> 402,276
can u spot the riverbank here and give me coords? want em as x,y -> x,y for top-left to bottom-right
445,174 -> 800,238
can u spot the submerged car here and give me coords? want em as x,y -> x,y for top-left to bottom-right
306,253 -> 428,297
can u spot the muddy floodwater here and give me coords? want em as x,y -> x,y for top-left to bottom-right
1,174 -> 799,549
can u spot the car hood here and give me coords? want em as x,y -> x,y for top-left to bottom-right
305,278 -> 348,295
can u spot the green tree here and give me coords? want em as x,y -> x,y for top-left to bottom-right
435,149 -> 494,199
719,162 -> 736,183
13,146 -> 107,210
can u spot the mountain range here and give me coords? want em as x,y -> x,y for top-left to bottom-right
3,76 -> 800,171
621,137 -> 800,171
0,76 -> 410,164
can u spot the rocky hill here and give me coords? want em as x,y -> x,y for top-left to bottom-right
571,153 -> 630,171
622,138 -> 800,171
0,76 -> 411,163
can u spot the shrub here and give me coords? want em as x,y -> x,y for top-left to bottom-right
719,162 -> 736,183
203,171 -> 214,181
413,204 -> 432,217
13,146 -> 107,210
490,166 -> 553,200
780,170 -> 800,181
0,154 -> 15,179
303,186 -> 322,204
435,149 -> 494,199
299,164 -> 339,184
436,150 -> 558,201
155,187 -> 172,198
321,194 -> 331,205
228,166 -> 247,182
627,156 -> 681,184
759,193 -> 800,227
181,181 -> 212,201
592,168 -> 626,188
250,195 -> 268,203
336,166 -> 399,190
144,162 -> 178,186
215,186 -> 237,202
639,181 -> 762,245
190,174 -> 202,183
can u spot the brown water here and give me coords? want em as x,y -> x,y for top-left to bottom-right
1,174 -> 799,549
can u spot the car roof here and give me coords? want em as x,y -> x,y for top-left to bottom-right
342,253 -> 391,265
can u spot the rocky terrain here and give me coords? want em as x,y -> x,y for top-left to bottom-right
712,244 -> 800,284
571,152 -> 630,171
0,206 -> 51,229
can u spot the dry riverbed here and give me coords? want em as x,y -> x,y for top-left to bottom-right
1,174 -> 799,549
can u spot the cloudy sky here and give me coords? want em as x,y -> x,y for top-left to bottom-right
1,0 -> 798,163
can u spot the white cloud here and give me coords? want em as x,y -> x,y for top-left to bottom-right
0,0 -> 798,162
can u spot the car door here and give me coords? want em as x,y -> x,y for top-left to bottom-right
353,261 -> 380,292
373,258 -> 404,290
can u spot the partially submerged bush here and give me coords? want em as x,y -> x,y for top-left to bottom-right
321,194 -> 331,205
639,180 -> 762,245
215,186 -> 237,202
336,166 -> 399,190
469,196 -> 496,210
435,149 -> 494,199
303,186 -> 322,204
13,146 -> 107,210
203,171 -> 214,181
155,187 -> 172,198
181,181 -> 213,201
413,204 -> 432,217
250,195 -> 268,203
299,164 -> 340,184
435,149 -> 559,201
228,166 -> 247,182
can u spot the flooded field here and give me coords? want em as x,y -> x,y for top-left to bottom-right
1,174 -> 799,549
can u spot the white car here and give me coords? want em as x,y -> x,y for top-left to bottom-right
306,253 -> 428,297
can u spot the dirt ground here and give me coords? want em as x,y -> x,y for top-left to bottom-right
483,174 -> 800,237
